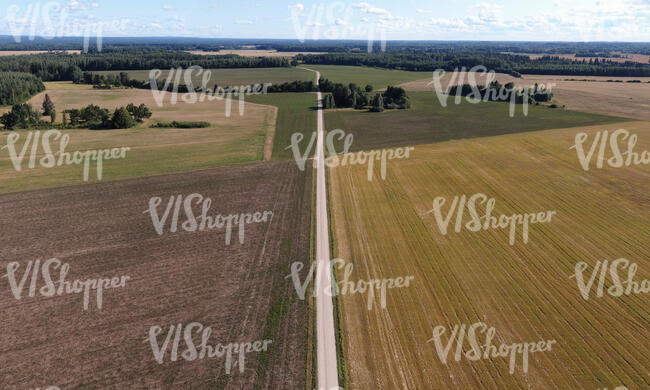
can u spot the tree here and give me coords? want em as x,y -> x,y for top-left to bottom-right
50,109 -> 57,123
126,103 -> 152,122
62,111 -> 68,127
365,85 -> 373,92
111,107 -> 136,129
0,103 -> 41,129
370,93 -> 384,112
42,94 -> 55,117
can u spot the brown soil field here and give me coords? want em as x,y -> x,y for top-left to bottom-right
330,121 -> 650,389
399,73 -> 650,121
187,50 -> 325,57
0,161 -> 313,389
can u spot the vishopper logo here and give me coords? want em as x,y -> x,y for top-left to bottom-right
571,129 -> 649,171
148,66 -> 271,117
428,322 -> 556,374
289,2 -> 388,52
147,322 -> 272,374
27,387 -> 60,390
287,258 -> 414,310
2,130 -> 131,181
428,65 -> 556,118
570,259 -> 649,300
143,193 -> 273,245
287,129 -> 414,180
426,193 -> 557,245
5,1 -> 127,52
4,258 -> 130,310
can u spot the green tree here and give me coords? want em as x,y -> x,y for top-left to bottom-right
42,94 -> 55,117
370,93 -> 384,112
111,107 -> 136,129
365,84 -> 373,92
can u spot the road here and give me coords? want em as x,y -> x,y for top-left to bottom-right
300,67 -> 340,390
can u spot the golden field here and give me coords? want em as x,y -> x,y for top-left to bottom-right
329,121 -> 649,389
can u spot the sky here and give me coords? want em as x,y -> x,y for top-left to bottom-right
0,0 -> 649,42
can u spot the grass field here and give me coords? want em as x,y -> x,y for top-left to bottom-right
324,91 -> 629,152
247,92 -> 317,160
329,121 -> 650,389
0,82 -> 275,193
302,65 -> 431,90
0,161 -> 313,389
97,67 -> 314,87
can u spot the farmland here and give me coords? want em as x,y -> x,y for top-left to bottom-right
329,121 -> 650,389
247,92 -> 317,160
0,82 -> 275,193
303,65 -> 431,90
0,160 -> 313,390
324,91 -> 627,152
399,73 -> 650,121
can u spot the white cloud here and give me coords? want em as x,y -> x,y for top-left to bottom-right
236,20 -> 254,25
288,3 -> 304,11
352,2 -> 394,19
150,23 -> 162,28
162,5 -> 175,11
335,18 -> 349,26
416,9 -> 432,14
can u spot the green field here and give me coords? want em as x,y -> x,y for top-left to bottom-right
330,121 -> 650,389
248,92 -> 317,160
301,65 -> 431,90
97,67 -> 314,87
325,91 -> 630,152
0,82 -> 274,193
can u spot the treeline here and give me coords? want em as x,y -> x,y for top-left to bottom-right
0,51 -> 291,81
319,78 -> 409,111
1,94 -> 152,130
78,71 -> 318,94
448,81 -> 554,104
2,36 -> 649,55
0,72 -> 45,105
298,52 -> 650,77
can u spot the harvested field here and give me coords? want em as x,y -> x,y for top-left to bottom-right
324,91 -> 626,152
527,52 -> 650,64
0,82 -> 276,193
187,50 -> 325,57
399,73 -> 650,121
0,161 -> 313,389
97,67 -> 314,88
329,121 -> 650,389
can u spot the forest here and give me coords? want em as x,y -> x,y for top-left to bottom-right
0,51 -> 291,81
0,72 -> 46,105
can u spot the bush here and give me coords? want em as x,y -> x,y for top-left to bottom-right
0,103 -> 41,129
150,121 -> 211,129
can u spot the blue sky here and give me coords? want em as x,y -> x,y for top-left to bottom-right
1,0 -> 649,41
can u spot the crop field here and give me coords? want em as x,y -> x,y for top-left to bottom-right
329,121 -> 650,389
97,67 -> 314,88
324,91 -> 627,152
0,82 -> 275,193
0,161 -> 313,390
247,92 -> 317,160
302,65 -> 431,90
399,73 -> 650,121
